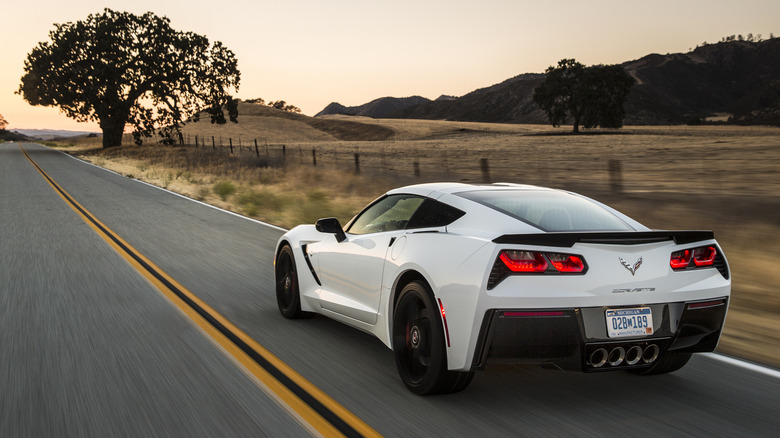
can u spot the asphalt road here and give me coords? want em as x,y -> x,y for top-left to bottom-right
2,142 -> 779,437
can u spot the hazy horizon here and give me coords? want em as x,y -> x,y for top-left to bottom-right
2,0 -> 778,131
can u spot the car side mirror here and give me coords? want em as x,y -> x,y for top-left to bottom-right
315,217 -> 347,242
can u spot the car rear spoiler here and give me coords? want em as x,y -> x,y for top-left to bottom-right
492,230 -> 715,248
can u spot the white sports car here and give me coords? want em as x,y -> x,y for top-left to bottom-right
274,183 -> 730,394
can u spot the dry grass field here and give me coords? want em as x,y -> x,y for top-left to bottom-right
49,112 -> 780,369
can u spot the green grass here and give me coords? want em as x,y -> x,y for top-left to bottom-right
213,180 -> 237,200
41,141 -> 76,148
236,189 -> 285,217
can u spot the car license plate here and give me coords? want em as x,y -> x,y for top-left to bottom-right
606,307 -> 653,338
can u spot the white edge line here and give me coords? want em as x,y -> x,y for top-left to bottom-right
701,353 -> 780,379
39,144 -> 780,381
49,144 -> 288,232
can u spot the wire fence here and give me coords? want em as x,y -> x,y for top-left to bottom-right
120,131 -> 779,198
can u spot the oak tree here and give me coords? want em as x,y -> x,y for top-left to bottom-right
17,9 -> 240,147
534,59 -> 635,133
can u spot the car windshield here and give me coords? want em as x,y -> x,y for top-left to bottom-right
457,190 -> 634,232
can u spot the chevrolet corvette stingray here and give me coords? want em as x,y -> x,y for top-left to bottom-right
274,183 -> 730,394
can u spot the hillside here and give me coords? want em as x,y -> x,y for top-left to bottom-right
320,38 -> 780,126
390,73 -> 547,123
182,102 -> 396,143
315,96 -> 430,118
624,39 -> 780,124
0,130 -> 34,142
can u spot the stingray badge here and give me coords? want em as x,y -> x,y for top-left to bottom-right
620,257 -> 643,276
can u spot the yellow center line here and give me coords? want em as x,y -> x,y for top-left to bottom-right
21,144 -> 381,438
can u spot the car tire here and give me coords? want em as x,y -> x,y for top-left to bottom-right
629,351 -> 692,375
275,245 -> 312,319
392,281 -> 474,395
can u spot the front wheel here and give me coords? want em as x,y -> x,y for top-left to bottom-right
392,281 -> 474,395
275,245 -> 311,319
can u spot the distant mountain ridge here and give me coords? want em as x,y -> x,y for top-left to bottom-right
11,129 -> 100,140
317,38 -> 780,126
316,96 -> 430,118
623,39 -> 780,125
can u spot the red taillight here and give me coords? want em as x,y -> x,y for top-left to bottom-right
671,245 -> 718,270
688,299 -> 726,310
548,253 -> 586,273
670,249 -> 693,269
693,246 -> 716,266
500,250 -> 548,272
490,250 -> 587,288
498,250 -> 587,274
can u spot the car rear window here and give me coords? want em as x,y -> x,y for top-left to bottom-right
457,190 -> 634,232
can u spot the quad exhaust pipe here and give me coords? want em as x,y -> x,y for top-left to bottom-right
590,344 -> 659,368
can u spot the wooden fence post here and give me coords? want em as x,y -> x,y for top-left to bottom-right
312,148 -> 317,166
229,138 -> 233,154
211,136 -> 215,150
354,153 -> 360,174
480,158 -> 491,183
414,161 -> 421,177
609,159 -> 623,194
254,139 -> 259,158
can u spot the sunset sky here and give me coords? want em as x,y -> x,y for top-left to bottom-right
1,0 -> 778,132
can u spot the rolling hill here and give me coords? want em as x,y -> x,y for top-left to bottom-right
320,38 -> 780,126
315,96 -> 430,118
182,102 -> 396,143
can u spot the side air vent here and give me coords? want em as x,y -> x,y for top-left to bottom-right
713,251 -> 729,280
487,258 -> 509,290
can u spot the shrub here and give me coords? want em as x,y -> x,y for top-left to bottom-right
237,189 -> 284,216
213,180 -> 236,200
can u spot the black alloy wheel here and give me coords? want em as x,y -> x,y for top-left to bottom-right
392,281 -> 473,395
275,245 -> 310,319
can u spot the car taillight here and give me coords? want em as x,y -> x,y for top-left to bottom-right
548,253 -> 586,273
489,250 -> 588,289
670,249 -> 692,269
497,250 -> 586,274
671,245 -> 718,270
693,246 -> 716,266
500,250 -> 548,272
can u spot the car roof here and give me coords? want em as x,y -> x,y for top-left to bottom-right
385,182 -> 649,235
387,182 -> 557,198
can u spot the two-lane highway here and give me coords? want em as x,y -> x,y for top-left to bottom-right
2,142 -> 779,437
0,143 -> 309,436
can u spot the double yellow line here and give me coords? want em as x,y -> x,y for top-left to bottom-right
21,144 -> 380,438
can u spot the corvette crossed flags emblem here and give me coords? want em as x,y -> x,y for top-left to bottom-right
620,257 -> 643,276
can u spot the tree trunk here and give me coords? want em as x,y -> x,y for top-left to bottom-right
100,117 -> 125,148
572,102 -> 582,133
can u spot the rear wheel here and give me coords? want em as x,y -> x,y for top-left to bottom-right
275,245 -> 311,319
629,351 -> 692,375
392,281 -> 474,395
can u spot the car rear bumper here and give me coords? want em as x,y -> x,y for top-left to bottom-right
470,297 -> 728,372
